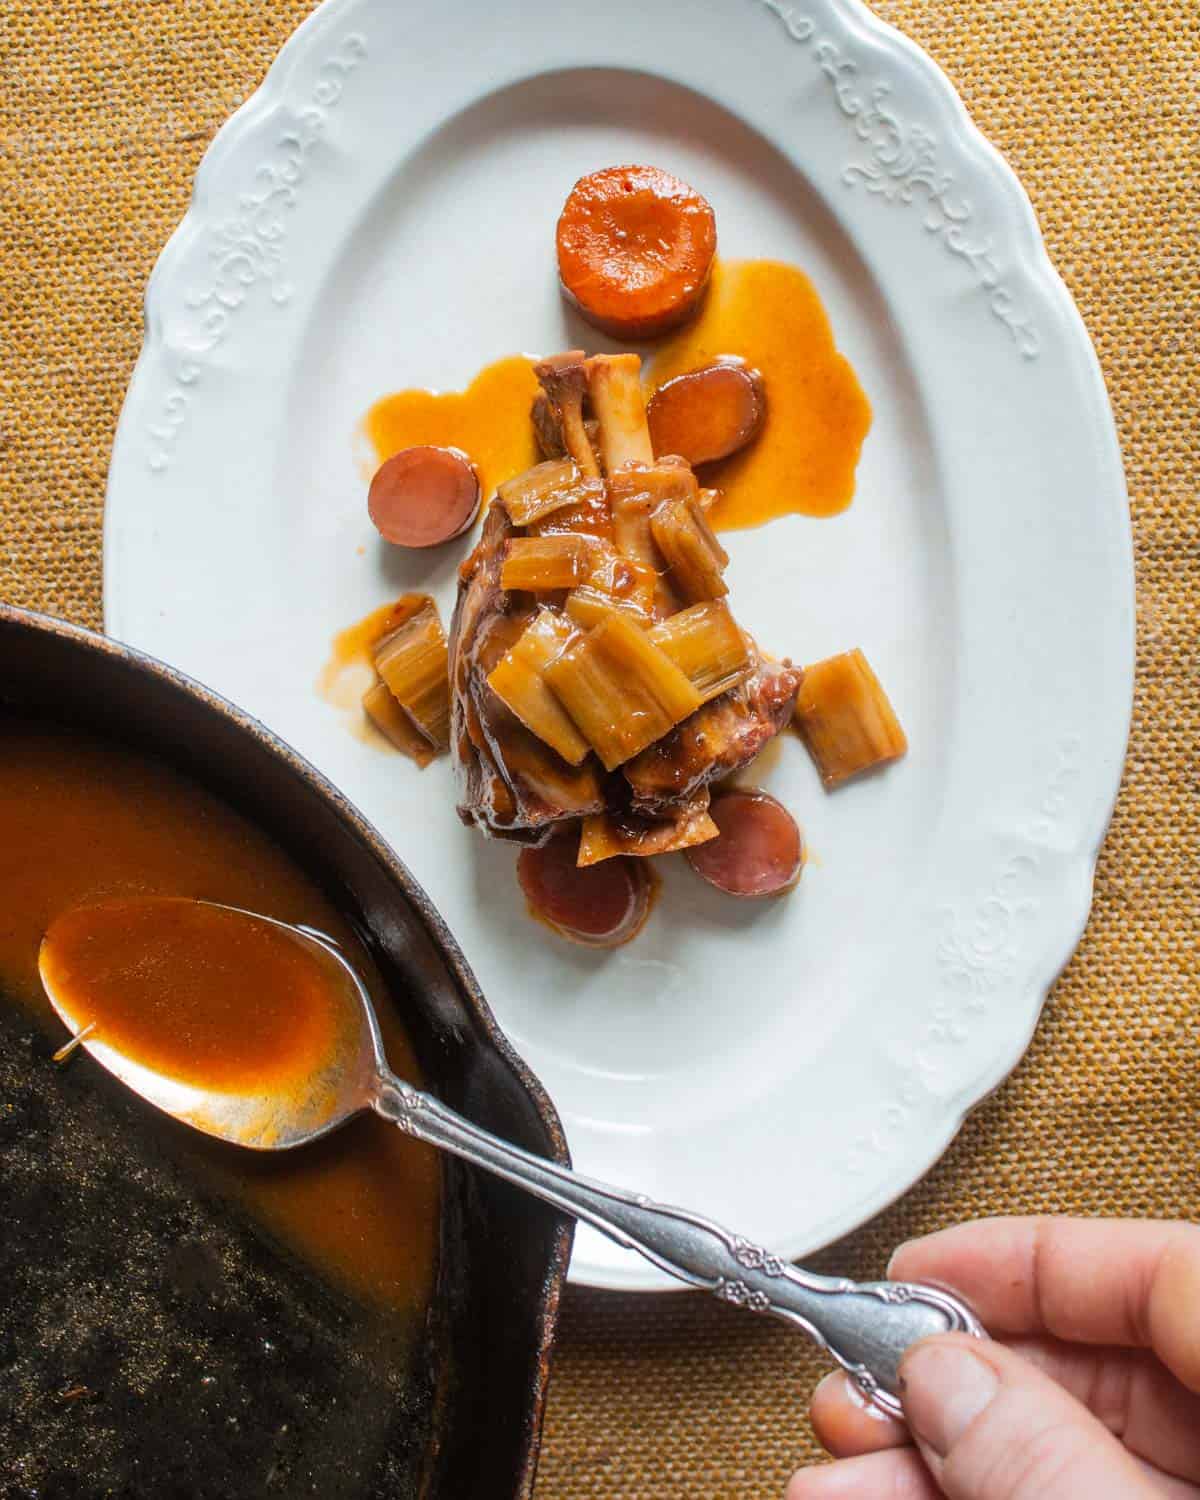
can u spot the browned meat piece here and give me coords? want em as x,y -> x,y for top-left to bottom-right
449,507 -> 517,827
531,390 -> 601,463
623,655 -> 804,815
533,352 -> 601,478
531,389 -> 566,460
450,504 -> 605,840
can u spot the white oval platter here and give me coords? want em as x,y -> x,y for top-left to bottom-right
104,0 -> 1132,1289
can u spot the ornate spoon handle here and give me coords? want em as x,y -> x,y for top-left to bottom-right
376,1072 -> 984,1416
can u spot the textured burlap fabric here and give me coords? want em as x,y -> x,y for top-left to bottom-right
2,2 -> 1196,1496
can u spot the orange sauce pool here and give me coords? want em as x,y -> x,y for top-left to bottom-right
648,259 -> 872,529
360,261 -> 869,536
0,718 -> 439,1315
40,898 -> 348,1093
364,353 -> 540,504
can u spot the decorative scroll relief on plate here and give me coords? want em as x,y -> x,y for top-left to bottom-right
145,33 -> 367,473
755,0 -> 1041,360
843,735 -> 1083,1176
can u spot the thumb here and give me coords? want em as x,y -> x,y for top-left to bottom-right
899,1334 -> 1158,1500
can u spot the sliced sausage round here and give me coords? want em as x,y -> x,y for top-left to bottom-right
518,830 -> 652,947
647,359 -> 766,467
368,445 -> 482,548
685,789 -> 802,898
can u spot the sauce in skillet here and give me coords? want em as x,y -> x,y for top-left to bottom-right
0,718 -> 439,1313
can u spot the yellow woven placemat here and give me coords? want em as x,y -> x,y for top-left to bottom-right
1,2 -> 1196,1495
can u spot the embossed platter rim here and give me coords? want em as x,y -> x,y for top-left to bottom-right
104,0 -> 1133,1290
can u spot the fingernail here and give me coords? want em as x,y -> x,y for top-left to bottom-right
900,1341 -> 998,1457
885,1238 -> 916,1276
784,1461 -> 858,1497
821,1369 -> 896,1422
813,1369 -> 843,1400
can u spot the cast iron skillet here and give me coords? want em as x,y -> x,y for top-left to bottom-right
0,603 -> 572,1500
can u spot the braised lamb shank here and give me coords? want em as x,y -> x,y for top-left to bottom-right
449,351 -> 802,859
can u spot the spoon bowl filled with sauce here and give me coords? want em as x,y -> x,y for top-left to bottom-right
39,898 -> 372,1148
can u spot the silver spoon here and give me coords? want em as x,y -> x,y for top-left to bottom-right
40,899 -> 983,1418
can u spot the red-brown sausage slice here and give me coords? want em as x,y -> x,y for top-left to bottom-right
368,445 -> 482,548
647,359 -> 766,467
518,831 -> 652,947
685,789 -> 802,898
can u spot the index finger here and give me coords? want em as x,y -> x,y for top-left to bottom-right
889,1216 -> 1200,1392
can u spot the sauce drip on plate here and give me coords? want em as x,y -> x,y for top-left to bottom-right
647,258 -> 872,529
40,898 -> 347,1093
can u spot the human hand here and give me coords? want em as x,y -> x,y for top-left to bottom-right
786,1217 -> 1200,1498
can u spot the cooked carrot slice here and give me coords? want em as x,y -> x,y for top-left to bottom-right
555,165 -> 717,341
